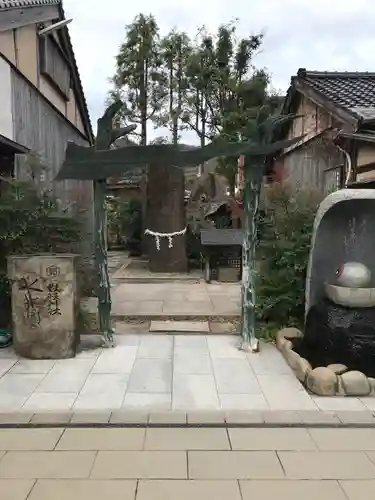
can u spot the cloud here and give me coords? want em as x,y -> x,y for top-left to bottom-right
63,0 -> 375,142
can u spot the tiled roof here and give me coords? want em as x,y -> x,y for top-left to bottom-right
0,0 -> 60,8
297,69 -> 375,121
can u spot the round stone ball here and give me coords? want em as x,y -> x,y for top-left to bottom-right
336,262 -> 371,288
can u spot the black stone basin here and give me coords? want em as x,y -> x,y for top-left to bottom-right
293,298 -> 375,377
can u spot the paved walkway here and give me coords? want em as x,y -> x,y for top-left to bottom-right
85,282 -> 241,317
1,426 -> 375,499
0,335 -> 374,413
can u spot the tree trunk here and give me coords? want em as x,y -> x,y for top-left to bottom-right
146,163 -> 187,273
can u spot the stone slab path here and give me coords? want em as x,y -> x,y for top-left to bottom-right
1,426 -> 375,499
0,335 -> 374,414
85,282 -> 241,317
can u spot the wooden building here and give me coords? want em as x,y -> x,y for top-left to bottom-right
270,69 -> 375,192
0,0 -> 94,219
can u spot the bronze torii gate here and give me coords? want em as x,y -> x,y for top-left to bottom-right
56,102 -> 300,350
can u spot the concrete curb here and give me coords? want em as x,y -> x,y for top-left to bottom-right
1,410 -> 375,427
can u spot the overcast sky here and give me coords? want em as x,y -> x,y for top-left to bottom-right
63,0 -> 375,142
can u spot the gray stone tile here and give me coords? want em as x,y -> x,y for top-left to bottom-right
71,411 -> 111,424
23,393 -> 78,411
188,451 -> 284,479
137,336 -> 173,359
35,372 -> 88,394
219,393 -> 269,410
0,374 -> 46,397
122,393 -> 171,410
240,480 -> 347,500
187,411 -> 225,424
28,479 -> 137,500
127,359 -> 172,393
312,397 -> 366,411
212,359 -> 261,394
150,321 -> 209,333
336,411 -> 375,424
207,336 -> 245,359
9,360 -> 55,375
174,348 -> 212,375
110,410 -> 149,424
57,428 -> 145,450
0,451 -> 96,479
30,413 -> 72,424
246,343 -> 294,375
0,359 -> 18,377
79,374 -> 129,395
263,411 -> 302,424
145,428 -> 230,451
0,479 -> 35,500
148,411 -> 186,424
278,451 -> 375,479
91,451 -> 187,479
0,429 -> 63,450
225,411 -> 264,424
0,413 -> 33,424
340,480 -> 375,500
92,346 -> 138,373
172,373 -> 219,410
73,393 -> 125,410
229,428 -> 317,450
309,428 -> 375,451
0,395 -> 29,411
174,335 -> 208,349
137,480 -> 242,500
298,411 -> 340,424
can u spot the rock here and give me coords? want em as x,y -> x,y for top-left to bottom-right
276,327 -> 302,342
284,349 -> 301,370
280,339 -> 293,355
327,364 -> 348,375
340,371 -> 371,396
295,357 -> 312,382
306,367 -> 338,396
368,378 -> 375,395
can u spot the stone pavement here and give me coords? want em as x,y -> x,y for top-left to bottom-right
0,335 -> 375,413
85,281 -> 241,317
1,426 -> 375,499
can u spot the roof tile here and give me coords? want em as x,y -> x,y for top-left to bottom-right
297,69 -> 375,119
0,0 -> 60,8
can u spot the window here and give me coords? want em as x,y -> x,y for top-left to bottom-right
39,35 -> 70,99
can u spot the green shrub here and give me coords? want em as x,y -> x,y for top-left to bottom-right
0,176 -> 84,327
256,183 -> 323,332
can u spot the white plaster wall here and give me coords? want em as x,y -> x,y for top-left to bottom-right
0,57 -> 13,140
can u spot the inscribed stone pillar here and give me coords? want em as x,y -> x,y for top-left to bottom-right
8,254 -> 79,359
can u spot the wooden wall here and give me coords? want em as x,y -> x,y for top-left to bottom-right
282,136 -> 343,194
11,70 -> 93,255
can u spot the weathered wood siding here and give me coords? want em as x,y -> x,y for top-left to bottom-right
282,136 -> 343,194
11,70 -> 93,254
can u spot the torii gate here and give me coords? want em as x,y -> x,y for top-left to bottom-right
56,102 -> 300,350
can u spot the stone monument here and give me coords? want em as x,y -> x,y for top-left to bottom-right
8,254 -> 79,359
277,189 -> 375,396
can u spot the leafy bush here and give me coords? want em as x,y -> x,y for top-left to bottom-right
107,197 -> 142,254
0,176 -> 84,326
256,183 -> 323,332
